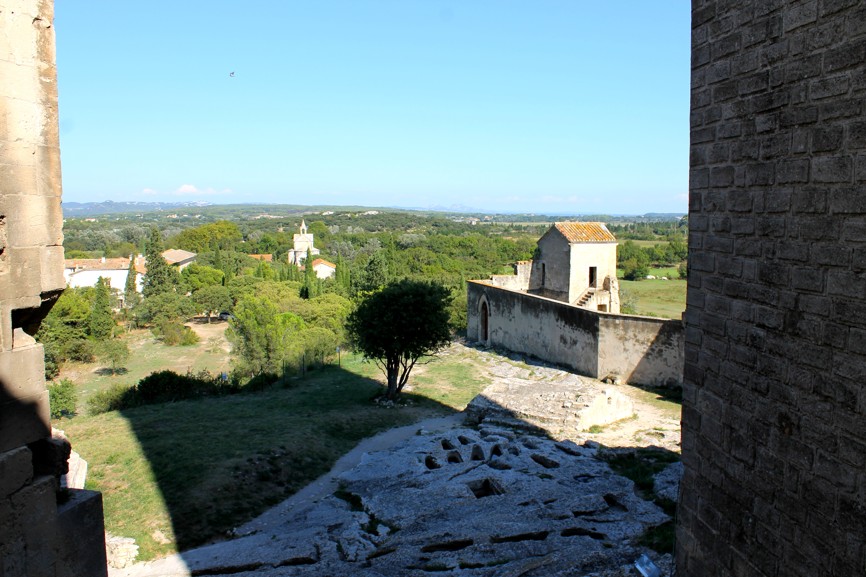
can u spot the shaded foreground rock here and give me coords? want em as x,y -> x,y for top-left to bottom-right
116,425 -> 671,577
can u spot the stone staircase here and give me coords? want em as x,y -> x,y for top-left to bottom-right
574,288 -> 595,308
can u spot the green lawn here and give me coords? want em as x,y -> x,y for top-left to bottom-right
57,324 -> 231,409
619,267 -> 687,319
58,347 -> 490,561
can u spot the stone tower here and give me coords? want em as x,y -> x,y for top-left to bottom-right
679,1 -> 866,575
0,1 -> 107,574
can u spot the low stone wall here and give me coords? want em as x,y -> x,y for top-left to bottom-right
467,281 -> 683,387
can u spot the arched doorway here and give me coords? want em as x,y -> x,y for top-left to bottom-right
479,299 -> 489,343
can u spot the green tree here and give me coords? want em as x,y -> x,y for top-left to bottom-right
48,379 -> 77,419
347,279 -> 452,400
135,292 -> 197,327
98,340 -> 130,374
621,258 -> 650,281
300,248 -> 317,299
124,257 -> 141,309
226,295 -> 307,375
142,227 -> 178,297
173,221 -> 243,253
182,264 -> 225,292
360,251 -> 389,294
87,277 -> 115,340
193,285 -> 232,322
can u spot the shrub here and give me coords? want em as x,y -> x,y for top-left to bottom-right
136,369 -> 238,403
678,262 -> 688,279
87,383 -> 135,415
48,379 -> 77,419
154,321 -> 200,346
65,338 -> 96,362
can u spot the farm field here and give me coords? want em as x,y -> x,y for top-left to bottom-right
619,267 -> 687,319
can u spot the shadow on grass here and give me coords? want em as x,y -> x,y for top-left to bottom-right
93,367 -> 129,376
115,364 -> 460,558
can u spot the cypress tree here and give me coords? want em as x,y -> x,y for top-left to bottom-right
87,277 -> 115,340
142,227 -> 178,298
124,256 -> 141,309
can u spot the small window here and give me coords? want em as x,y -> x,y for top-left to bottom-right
589,267 -> 597,288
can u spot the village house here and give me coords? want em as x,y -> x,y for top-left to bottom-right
309,258 -> 336,279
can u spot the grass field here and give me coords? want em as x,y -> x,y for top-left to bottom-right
56,338 -> 490,560
619,267 -> 687,319
57,323 -> 232,408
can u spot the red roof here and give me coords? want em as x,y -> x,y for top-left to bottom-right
553,222 -> 617,243
310,258 -> 336,269
249,254 -> 273,262
65,256 -> 146,274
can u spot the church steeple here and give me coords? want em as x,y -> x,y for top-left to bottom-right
300,220 -> 307,235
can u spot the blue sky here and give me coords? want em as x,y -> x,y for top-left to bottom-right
55,2 -> 690,215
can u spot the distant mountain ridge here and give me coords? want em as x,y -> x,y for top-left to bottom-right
63,201 -> 214,216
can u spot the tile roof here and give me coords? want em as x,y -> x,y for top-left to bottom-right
161,249 -> 197,264
249,254 -> 273,262
311,258 -> 336,269
65,257 -> 147,274
554,222 -> 617,243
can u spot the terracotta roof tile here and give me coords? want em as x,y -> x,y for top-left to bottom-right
311,258 -> 336,269
554,222 -> 617,243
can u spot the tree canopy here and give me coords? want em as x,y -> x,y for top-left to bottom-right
347,279 -> 452,400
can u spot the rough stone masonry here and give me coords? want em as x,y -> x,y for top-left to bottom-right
679,1 -> 866,576
0,1 -> 107,575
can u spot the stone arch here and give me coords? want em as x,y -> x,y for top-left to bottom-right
478,296 -> 490,344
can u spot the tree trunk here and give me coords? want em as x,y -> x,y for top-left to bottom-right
386,368 -> 399,399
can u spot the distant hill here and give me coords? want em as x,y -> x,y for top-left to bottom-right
60,200 -> 685,222
62,201 -> 214,217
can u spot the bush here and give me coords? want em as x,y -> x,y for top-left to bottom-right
87,383 -> 135,415
48,379 -> 77,419
65,338 -> 96,362
154,321 -> 200,346
621,259 -> 650,281
678,262 -> 688,279
136,369 -> 238,403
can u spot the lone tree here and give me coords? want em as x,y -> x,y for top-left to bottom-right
347,279 -> 452,400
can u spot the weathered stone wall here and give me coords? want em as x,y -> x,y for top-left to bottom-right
597,314 -> 684,387
678,1 -> 866,575
467,281 -> 683,387
0,1 -> 107,575
469,280 -> 600,374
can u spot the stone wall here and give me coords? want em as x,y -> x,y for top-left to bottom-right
0,1 -> 107,575
467,281 -> 683,387
678,1 -> 866,576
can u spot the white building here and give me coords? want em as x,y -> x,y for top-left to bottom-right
287,220 -> 321,265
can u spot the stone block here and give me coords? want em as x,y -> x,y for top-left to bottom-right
10,475 -> 59,577
0,344 -> 46,400
0,193 -> 62,248
0,389 -> 50,454
28,436 -> 70,477
40,244 -> 65,293
4,247 -> 43,301
0,446 -> 32,499
56,490 -> 108,577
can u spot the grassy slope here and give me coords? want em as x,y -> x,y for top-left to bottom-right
59,325 -> 232,408
59,350 -> 489,560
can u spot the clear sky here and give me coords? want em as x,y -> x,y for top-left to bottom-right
54,1 -> 691,215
